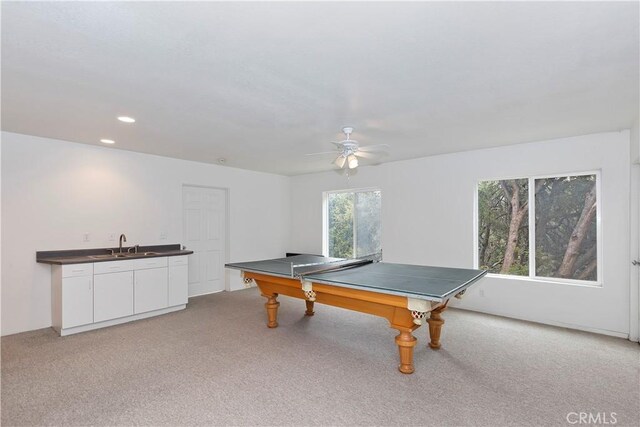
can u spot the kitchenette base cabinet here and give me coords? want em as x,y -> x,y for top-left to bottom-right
134,267 -> 169,314
62,276 -> 94,328
51,264 -> 94,332
48,255 -> 189,336
94,271 -> 134,323
168,264 -> 189,306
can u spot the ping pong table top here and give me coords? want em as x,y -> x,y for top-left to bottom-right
226,255 -> 487,302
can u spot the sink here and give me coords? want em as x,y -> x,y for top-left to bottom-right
124,251 -> 160,257
88,252 -> 160,260
88,253 -> 128,259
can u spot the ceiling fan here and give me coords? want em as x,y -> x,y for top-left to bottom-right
306,127 -> 389,170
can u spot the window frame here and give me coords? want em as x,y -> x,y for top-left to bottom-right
322,187 -> 382,259
474,170 -> 602,287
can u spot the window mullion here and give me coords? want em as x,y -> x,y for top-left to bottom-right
322,192 -> 328,257
352,192 -> 357,258
529,177 -> 536,278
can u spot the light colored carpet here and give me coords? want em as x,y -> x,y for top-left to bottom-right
1,288 -> 638,426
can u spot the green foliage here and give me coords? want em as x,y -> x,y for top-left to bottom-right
328,192 -> 354,258
535,175 -> 597,281
355,191 -> 382,257
507,261 -> 529,276
327,190 -> 382,259
477,179 -> 529,275
478,174 -> 598,282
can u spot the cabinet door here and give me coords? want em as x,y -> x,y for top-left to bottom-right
134,268 -> 168,314
94,271 -> 134,322
62,276 -> 93,328
168,264 -> 188,306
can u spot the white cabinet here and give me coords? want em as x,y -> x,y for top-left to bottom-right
51,255 -> 188,336
94,271 -> 134,322
134,268 -> 168,314
61,275 -> 94,329
169,256 -> 189,306
52,263 -> 94,331
94,259 -> 134,275
62,263 -> 94,278
133,257 -> 167,270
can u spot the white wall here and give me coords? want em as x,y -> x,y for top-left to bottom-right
290,131 -> 631,337
3,130 -> 634,337
0,137 -> 2,337
631,118 -> 639,164
1,132 -> 291,336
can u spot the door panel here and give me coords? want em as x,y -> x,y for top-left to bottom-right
207,211 -> 220,240
183,186 -> 226,296
206,251 -> 221,281
185,209 -> 201,241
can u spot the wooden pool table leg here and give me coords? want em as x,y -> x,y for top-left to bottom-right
394,328 -> 417,374
262,293 -> 280,328
305,300 -> 315,316
427,304 -> 447,349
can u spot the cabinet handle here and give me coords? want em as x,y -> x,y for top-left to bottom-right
72,269 -> 84,273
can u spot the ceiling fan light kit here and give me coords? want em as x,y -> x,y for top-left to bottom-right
347,154 -> 358,169
306,126 -> 389,172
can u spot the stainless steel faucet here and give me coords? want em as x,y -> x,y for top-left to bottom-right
119,234 -> 127,253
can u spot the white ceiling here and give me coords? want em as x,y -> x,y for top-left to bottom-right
2,1 -> 638,176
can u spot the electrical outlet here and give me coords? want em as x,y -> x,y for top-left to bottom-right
159,231 -> 167,240
108,233 -> 116,242
479,289 -> 485,298
82,233 -> 91,242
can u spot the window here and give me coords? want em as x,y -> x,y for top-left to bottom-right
324,189 -> 382,259
477,173 -> 599,284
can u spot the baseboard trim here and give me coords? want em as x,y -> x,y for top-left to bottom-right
188,289 -> 224,298
55,304 -> 187,336
457,306 -> 629,340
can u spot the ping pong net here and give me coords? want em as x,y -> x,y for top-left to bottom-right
290,258 -> 374,278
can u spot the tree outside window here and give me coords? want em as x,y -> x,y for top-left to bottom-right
478,179 -> 529,276
326,190 -> 381,259
478,173 -> 598,283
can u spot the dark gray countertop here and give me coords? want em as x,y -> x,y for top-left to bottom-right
36,244 -> 193,265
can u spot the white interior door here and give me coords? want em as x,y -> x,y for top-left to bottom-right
183,186 -> 227,297
632,164 -> 640,342
637,166 -> 640,340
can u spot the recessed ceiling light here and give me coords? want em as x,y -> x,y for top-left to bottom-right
117,116 -> 136,123
100,139 -> 115,144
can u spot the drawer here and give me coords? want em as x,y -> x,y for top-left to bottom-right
62,263 -> 93,278
133,256 -> 168,270
94,260 -> 134,275
168,255 -> 188,267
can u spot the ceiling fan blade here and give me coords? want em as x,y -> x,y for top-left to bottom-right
355,151 -> 378,159
305,151 -> 339,156
358,144 -> 390,152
